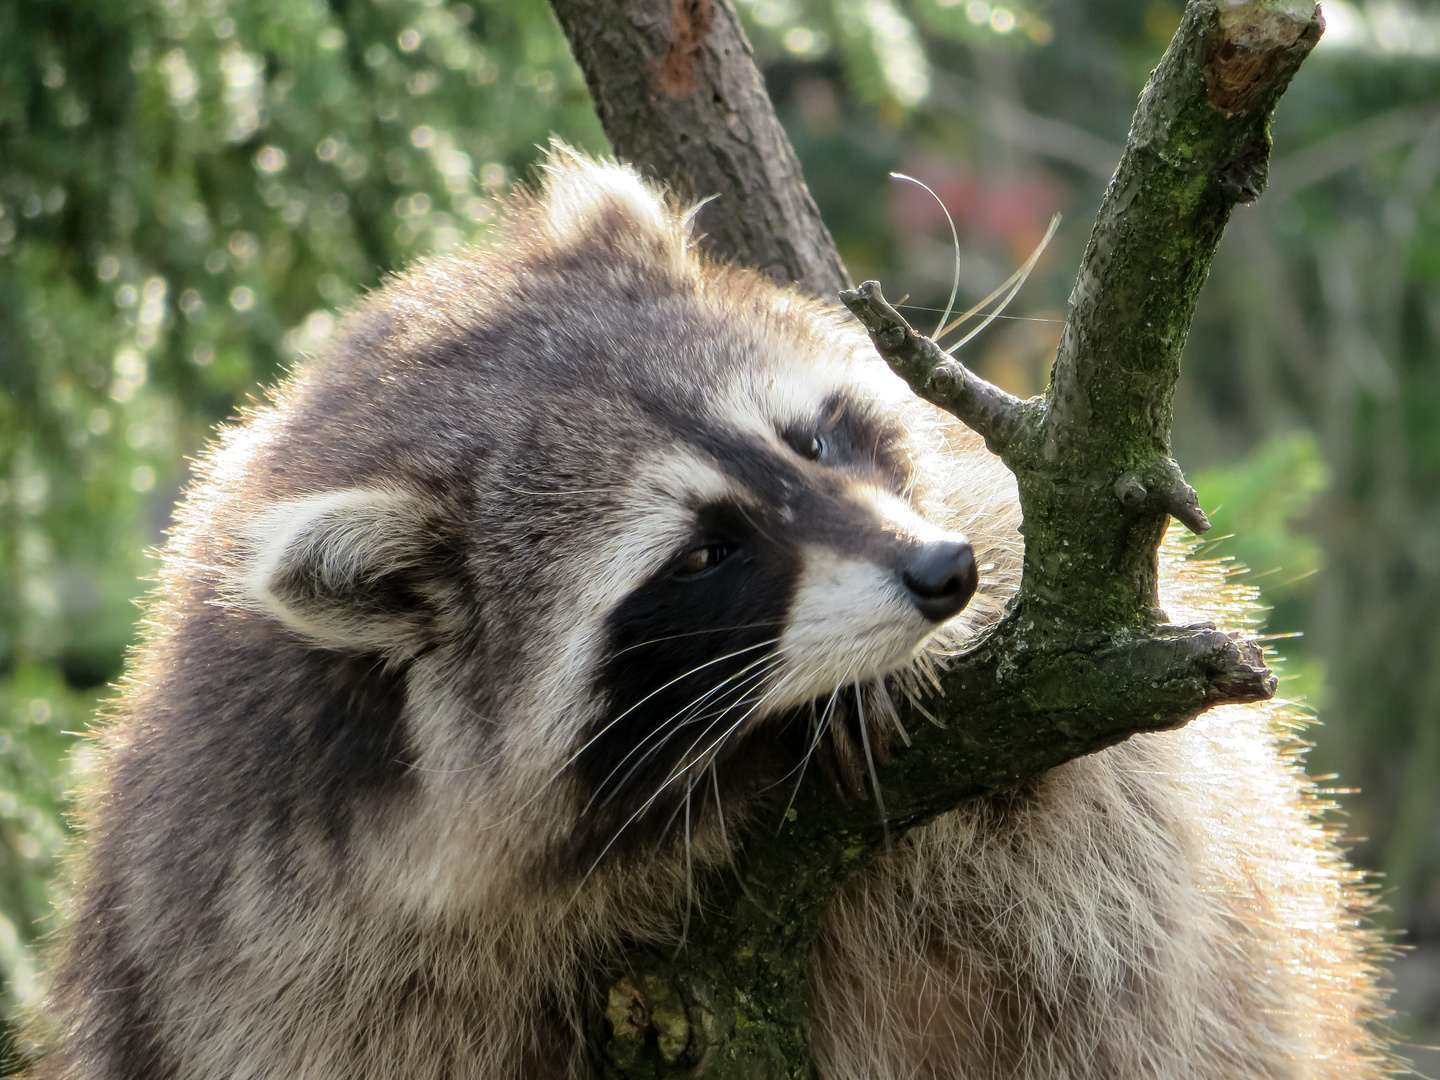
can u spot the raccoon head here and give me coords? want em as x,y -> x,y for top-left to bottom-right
221,146 -> 1018,893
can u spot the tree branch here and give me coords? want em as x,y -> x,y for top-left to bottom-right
549,0 -> 848,295
551,0 -> 1317,1075
837,280 -> 1032,461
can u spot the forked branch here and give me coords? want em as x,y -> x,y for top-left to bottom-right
840,281 -> 1214,537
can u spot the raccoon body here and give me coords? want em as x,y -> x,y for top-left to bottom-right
38,150 -> 1388,1079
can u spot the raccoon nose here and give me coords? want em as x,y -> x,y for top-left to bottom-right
902,538 -> 978,623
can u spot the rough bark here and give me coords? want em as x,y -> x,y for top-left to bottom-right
548,0 -> 848,294
549,0 -> 1322,1075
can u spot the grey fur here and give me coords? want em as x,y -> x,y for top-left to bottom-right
33,147 -> 1390,1079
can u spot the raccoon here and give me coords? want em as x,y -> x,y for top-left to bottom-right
34,147 -> 1390,1080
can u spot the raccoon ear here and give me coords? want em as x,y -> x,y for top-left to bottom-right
240,487 -> 449,654
536,140 -> 689,277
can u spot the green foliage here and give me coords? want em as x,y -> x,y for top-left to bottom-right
1192,429 -> 1327,607
0,668 -> 77,1019
736,0 -> 1056,105
1190,430 -> 1329,706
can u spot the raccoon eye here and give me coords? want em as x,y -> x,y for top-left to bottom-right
673,544 -> 735,578
799,435 -> 825,461
781,426 -> 829,463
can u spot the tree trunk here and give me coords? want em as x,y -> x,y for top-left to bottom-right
548,1 -> 1322,1075
549,0 -> 849,295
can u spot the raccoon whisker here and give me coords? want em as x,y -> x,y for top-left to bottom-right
889,172 -> 962,339
709,762 -> 729,850
478,644 -> 785,830
593,686 -> 775,816
494,482 -> 613,497
895,301 -> 1065,325
931,214 -> 1059,345
571,682 -> 776,903
730,499 -> 780,549
800,689 -> 842,769
870,680 -> 909,747
403,760 -> 495,775
942,213 -> 1061,355
915,654 -> 946,695
901,475 -> 920,506
671,785 -> 694,959
584,653 -> 783,811
774,684 -> 843,833
772,643 -> 888,701
758,679 -> 843,798
608,619 -> 786,659
624,677 -> 784,835
654,770 -> 697,851
570,688 -> 766,910
932,259 -> 1030,344
893,673 -> 943,728
562,638 -> 783,778
707,761 -> 775,917
656,686 -> 779,800
579,638 -> 781,751
586,660 -> 783,818
641,650 -> 782,744
855,679 -> 891,850
634,658 -> 785,795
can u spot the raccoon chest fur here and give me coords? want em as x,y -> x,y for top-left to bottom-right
37,148 -> 1389,1080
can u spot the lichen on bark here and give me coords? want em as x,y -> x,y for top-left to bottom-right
548,0 -> 1322,1075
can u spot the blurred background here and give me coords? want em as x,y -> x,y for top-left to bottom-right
1,0 -> 1437,1069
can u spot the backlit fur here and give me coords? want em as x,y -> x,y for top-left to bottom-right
33,146 -> 1391,1079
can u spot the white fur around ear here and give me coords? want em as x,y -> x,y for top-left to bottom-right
536,141 -> 691,278
240,487 -> 442,653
